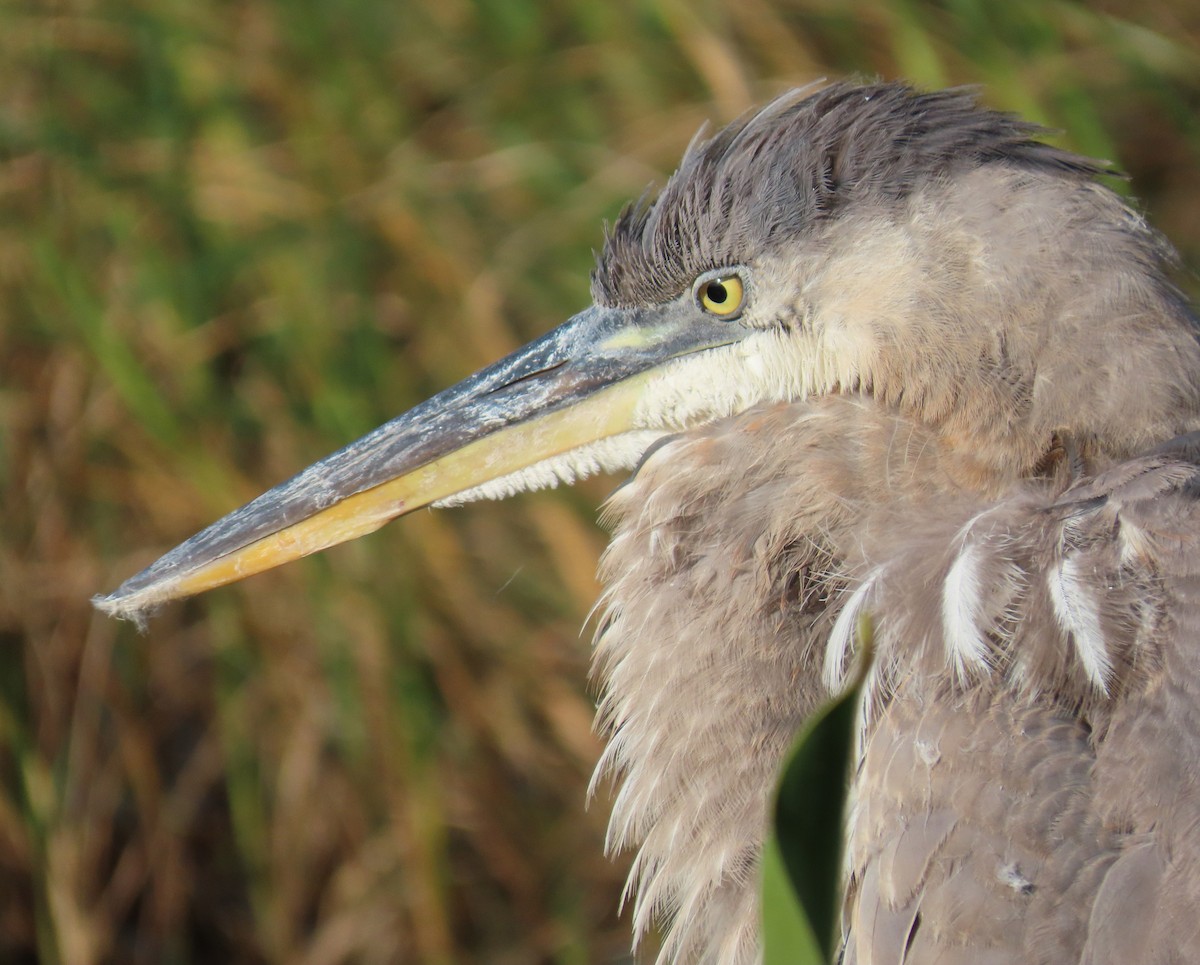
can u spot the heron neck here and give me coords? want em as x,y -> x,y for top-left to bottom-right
590,394 -> 974,963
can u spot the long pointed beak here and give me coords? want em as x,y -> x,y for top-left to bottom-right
95,303 -> 744,621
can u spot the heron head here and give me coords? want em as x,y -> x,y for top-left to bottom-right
596,82 -> 1200,481
95,82 -> 1200,620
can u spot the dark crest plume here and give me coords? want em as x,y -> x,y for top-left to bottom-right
591,80 -> 1107,308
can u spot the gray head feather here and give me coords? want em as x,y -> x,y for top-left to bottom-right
592,81 -> 1105,307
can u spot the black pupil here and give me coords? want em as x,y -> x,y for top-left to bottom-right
707,281 -> 728,304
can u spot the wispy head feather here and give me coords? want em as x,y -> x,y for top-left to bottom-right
592,81 -> 1104,307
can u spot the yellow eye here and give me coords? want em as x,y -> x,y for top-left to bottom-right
697,274 -> 745,317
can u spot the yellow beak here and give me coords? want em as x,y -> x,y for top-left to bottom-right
94,302 -> 745,621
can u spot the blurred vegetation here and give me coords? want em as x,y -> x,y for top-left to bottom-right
2,1 -> 1199,963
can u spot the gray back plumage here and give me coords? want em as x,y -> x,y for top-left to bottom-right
840,433 -> 1200,965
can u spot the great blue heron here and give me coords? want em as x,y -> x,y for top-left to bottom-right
97,81 -> 1200,963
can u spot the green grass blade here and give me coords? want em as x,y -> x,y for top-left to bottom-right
762,618 -> 875,965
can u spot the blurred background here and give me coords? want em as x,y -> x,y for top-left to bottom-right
3,1 -> 1200,962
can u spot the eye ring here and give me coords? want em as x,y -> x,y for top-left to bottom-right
695,271 -> 747,319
